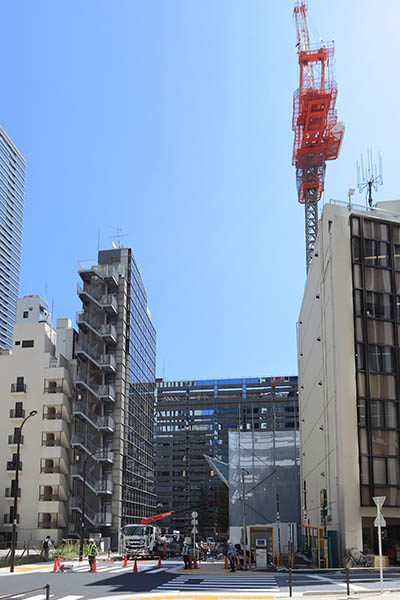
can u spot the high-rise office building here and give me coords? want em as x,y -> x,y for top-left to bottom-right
71,248 -> 156,546
298,199 -> 400,562
0,128 -> 25,350
155,376 -> 298,535
0,296 -> 75,546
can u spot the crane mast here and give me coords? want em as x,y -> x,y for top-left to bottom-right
292,1 -> 344,271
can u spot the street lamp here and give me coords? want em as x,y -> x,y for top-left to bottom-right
78,448 -> 114,561
10,409 -> 38,572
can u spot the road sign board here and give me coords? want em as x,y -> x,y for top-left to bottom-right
373,496 -> 386,510
191,527 -> 198,534
374,515 -> 386,528
191,511 -> 198,518
191,518 -> 198,525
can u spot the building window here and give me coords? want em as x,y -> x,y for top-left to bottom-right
368,345 -> 395,374
23,311 -> 28,319
21,340 -> 34,348
364,240 -> 390,268
366,291 -> 392,320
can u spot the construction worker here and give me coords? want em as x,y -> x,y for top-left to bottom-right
87,538 -> 98,571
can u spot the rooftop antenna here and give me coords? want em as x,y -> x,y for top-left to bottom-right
357,150 -> 383,208
109,227 -> 128,249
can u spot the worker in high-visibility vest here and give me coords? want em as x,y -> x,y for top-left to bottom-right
87,538 -> 98,571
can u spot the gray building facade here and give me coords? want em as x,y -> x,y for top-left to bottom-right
0,127 -> 25,350
71,248 -> 156,545
155,376 -> 298,536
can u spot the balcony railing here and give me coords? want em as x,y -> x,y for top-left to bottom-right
11,383 -> 26,393
99,354 -> 116,371
39,493 -> 60,501
40,462 -> 61,474
44,385 -> 64,394
9,409 -> 25,419
3,514 -> 19,524
41,436 -> 62,447
97,449 -> 114,463
8,435 -> 23,445
98,384 -> 115,401
101,295 -> 118,313
70,466 -> 98,491
43,409 -> 63,420
100,323 -> 117,340
5,488 -> 20,498
6,461 -> 22,471
38,519 -> 59,529
97,479 -> 113,494
98,415 -> 115,431
96,511 -> 112,526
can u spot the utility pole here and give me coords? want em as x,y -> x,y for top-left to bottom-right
241,469 -> 248,570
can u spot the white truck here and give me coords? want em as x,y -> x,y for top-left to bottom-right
121,524 -> 182,558
121,524 -> 160,558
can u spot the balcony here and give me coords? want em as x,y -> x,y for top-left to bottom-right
75,376 -> 101,399
41,433 -> 63,447
70,466 -> 98,494
5,488 -> 20,498
11,383 -> 26,393
100,323 -> 117,343
98,384 -> 115,402
102,264 -> 119,286
97,449 -> 114,463
99,353 -> 116,373
9,409 -> 25,419
96,479 -> 113,494
76,311 -> 105,337
3,514 -> 19,524
37,517 -> 59,529
8,435 -> 24,445
78,261 -> 102,282
44,384 -> 64,394
39,493 -> 60,501
101,295 -> 118,314
96,511 -> 112,526
43,408 -> 64,420
7,461 -> 22,471
98,415 -> 114,432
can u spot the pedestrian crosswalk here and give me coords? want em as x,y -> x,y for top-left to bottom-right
151,573 -> 279,592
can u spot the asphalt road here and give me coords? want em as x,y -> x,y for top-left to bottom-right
2,559 -> 400,599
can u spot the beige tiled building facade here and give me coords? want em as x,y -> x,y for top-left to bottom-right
298,199 -> 400,564
0,296 -> 75,546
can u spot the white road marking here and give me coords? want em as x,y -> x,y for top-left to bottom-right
307,573 -> 368,591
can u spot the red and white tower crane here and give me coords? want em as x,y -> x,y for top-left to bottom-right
292,1 -> 344,271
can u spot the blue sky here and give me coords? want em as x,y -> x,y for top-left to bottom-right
3,0 -> 399,380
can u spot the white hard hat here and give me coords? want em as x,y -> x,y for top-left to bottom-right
89,538 -> 94,543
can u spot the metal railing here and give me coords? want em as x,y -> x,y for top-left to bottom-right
97,479 -> 113,494
10,383 -> 26,393
3,514 -> 19,524
0,584 -> 50,600
101,294 -> 118,312
98,383 -> 115,400
71,434 -> 97,455
8,435 -> 23,445
98,415 -> 115,430
99,353 -> 116,370
9,409 -> 25,419
5,488 -> 20,498
44,385 -> 64,394
96,511 -> 112,526
6,462 -> 22,471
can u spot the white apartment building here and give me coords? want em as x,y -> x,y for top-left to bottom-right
298,199 -> 400,565
0,296 -> 75,546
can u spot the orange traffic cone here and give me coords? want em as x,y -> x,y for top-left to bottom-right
123,555 -> 128,567
193,558 -> 198,569
224,556 -> 229,570
133,559 -> 138,573
157,555 -> 161,568
92,558 -> 97,573
57,554 -> 61,566
237,559 -> 242,570
53,558 -> 58,573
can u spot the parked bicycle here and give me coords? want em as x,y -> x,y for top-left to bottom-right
342,547 -> 373,568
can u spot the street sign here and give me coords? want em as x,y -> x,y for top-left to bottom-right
373,496 -> 386,510
191,519 -> 198,525
374,515 -> 386,528
191,511 -> 198,518
191,527 -> 198,534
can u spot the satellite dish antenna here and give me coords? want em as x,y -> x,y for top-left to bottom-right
112,241 -> 118,249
